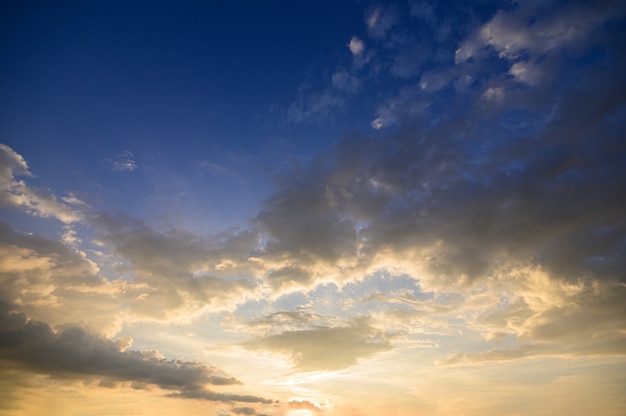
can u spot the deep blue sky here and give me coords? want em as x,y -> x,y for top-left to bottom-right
1,1 -> 389,231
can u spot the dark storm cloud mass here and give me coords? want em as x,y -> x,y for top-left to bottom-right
0,300 -> 274,404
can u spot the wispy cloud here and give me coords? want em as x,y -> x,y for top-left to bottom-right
103,150 -> 137,172
366,5 -> 396,39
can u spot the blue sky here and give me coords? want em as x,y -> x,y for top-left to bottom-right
1,1 -> 626,415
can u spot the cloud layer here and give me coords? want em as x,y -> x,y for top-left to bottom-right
0,301 -> 272,405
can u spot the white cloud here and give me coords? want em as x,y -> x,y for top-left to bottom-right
371,117 -> 384,130
0,144 -> 83,223
455,1 -> 624,64
348,36 -> 364,55
104,150 -> 137,172
481,86 -> 505,102
508,60 -> 545,85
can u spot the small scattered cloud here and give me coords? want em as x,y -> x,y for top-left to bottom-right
348,36 -> 364,55
508,60 -> 546,85
331,69 -> 361,94
481,86 -> 505,102
366,6 -> 396,39
104,150 -> 137,172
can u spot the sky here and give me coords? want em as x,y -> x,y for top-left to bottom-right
1,0 -> 625,415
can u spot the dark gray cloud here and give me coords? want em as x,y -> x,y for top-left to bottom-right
0,300 -> 273,404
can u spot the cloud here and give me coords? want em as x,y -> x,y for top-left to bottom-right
232,407 -> 259,415
369,84 -> 430,128
103,150 -> 137,172
197,160 -> 227,174
389,47 -> 426,79
348,36 -> 364,55
0,144 -> 83,223
287,90 -> 345,124
366,6 -> 396,39
230,14 -> 626,361
289,400 -> 321,412
331,69 -> 361,94
243,319 -> 391,371
167,389 -> 273,404
0,301 -> 274,404
0,220 -> 122,335
92,214 -> 261,320
455,1 -> 625,66
508,60 -> 549,86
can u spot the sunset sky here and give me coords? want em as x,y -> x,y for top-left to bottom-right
1,1 -> 625,415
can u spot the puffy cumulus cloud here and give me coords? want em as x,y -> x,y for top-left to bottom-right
236,14 -> 626,359
0,144 -> 83,223
103,150 -> 137,172
242,319 -> 392,371
348,36 -> 364,55
453,0 -> 626,105
508,60 -> 548,86
0,301 -> 274,404
456,1 -> 623,63
0,211 -> 259,333
92,214 -> 262,321
0,221 -> 123,335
